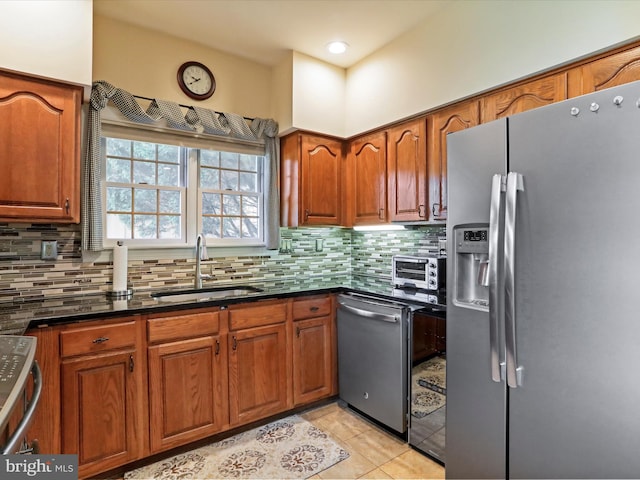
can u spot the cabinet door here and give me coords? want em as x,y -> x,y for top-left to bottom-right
293,316 -> 333,405
481,73 -> 568,122
148,335 -> 228,453
0,71 -> 81,222
387,118 -> 428,221
570,44 -> 640,96
61,349 -> 145,478
301,134 -> 343,225
228,323 -> 289,426
349,131 -> 388,225
428,100 -> 480,221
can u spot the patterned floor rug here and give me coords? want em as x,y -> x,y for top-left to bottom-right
411,356 -> 446,419
124,415 -> 349,479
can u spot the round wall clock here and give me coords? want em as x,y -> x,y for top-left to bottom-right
177,61 -> 216,100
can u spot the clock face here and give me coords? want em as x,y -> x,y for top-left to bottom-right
177,62 -> 216,100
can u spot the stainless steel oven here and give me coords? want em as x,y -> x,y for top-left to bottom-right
0,336 -> 41,454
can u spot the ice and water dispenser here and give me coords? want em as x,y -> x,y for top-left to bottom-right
453,224 -> 490,310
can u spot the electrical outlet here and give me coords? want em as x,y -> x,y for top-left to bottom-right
41,240 -> 58,260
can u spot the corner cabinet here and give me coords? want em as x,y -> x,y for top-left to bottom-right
147,308 -> 229,454
387,118 -> 428,222
428,100 -> 480,221
0,70 -> 81,223
281,132 -> 344,226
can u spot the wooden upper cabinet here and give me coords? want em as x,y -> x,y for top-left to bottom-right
428,100 -> 480,221
348,131 -> 387,225
387,118 -> 428,222
481,73 -> 568,122
569,44 -> 640,96
0,70 -> 81,223
280,132 -> 343,227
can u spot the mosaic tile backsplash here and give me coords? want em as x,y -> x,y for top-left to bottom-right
0,223 -> 445,302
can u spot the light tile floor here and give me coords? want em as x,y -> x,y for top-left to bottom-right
302,402 -> 445,480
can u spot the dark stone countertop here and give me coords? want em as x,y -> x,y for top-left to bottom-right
0,281 -> 445,335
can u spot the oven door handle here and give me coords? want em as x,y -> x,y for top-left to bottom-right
2,361 -> 42,455
337,302 -> 400,323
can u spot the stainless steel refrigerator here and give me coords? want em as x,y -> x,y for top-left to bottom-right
446,80 -> 640,479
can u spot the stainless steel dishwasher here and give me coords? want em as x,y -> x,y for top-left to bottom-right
337,293 -> 421,434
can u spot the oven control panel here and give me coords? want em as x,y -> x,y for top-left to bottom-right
0,336 -> 36,409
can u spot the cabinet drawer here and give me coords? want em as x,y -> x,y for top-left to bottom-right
228,300 -> 287,330
148,311 -> 220,344
60,321 -> 137,358
292,295 -> 332,319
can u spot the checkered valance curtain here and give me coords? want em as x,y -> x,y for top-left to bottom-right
81,80 -> 280,251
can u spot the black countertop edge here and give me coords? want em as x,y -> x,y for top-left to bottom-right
1,284 -> 446,335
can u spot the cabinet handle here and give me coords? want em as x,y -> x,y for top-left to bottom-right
418,204 -> 426,218
296,327 -> 301,338
378,208 -> 384,220
215,339 -> 220,355
304,209 -> 310,221
92,336 -> 109,344
232,336 -> 237,351
310,306 -> 319,312
129,355 -> 134,373
65,198 -> 70,214
432,203 -> 440,217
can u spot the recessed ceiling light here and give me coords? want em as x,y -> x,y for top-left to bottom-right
327,41 -> 349,54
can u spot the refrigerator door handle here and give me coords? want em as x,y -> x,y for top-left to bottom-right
489,173 -> 506,383
505,171 -> 524,388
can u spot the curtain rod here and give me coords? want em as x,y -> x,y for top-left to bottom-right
132,94 -> 255,122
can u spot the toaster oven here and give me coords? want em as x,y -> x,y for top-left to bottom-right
392,254 -> 446,291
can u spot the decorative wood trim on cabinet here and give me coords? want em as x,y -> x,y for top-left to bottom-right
0,70 -> 81,223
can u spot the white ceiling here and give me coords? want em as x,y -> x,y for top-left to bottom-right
93,0 -> 450,68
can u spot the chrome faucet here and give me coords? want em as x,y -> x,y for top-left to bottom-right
195,233 -> 212,288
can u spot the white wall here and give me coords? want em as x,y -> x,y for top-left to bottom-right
93,15 -> 272,119
343,0 -> 640,136
0,0 -> 92,86
291,52 -> 346,137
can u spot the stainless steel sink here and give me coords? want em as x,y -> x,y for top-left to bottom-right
151,285 -> 263,303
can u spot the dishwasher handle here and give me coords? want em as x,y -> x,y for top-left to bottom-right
337,301 -> 400,323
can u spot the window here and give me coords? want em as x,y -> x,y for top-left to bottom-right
102,127 -> 266,248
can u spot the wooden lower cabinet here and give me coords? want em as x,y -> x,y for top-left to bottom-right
228,323 -> 289,426
148,335 -> 229,453
59,319 -> 147,479
293,316 -> 334,405
412,312 -> 446,362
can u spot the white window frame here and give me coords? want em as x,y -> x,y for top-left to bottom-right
100,111 -> 267,250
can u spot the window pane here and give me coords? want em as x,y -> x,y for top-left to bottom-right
200,167 -> 220,189
159,215 -> 181,239
201,150 -> 219,167
239,172 -> 257,192
133,160 -> 156,185
157,144 -> 180,163
159,190 -> 181,213
107,213 -> 132,238
242,195 -> 259,216
222,217 -> 240,238
106,138 -> 131,157
202,193 -> 221,214
221,170 -> 238,190
133,141 -> 155,160
134,189 -> 157,212
242,218 -> 259,238
239,154 -> 257,172
107,187 -> 132,212
134,215 -> 157,239
158,163 -> 180,186
203,216 -> 221,238
223,195 -> 241,215
106,158 -> 131,183
220,151 -> 238,169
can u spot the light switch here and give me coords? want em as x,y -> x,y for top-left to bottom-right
41,240 -> 58,260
